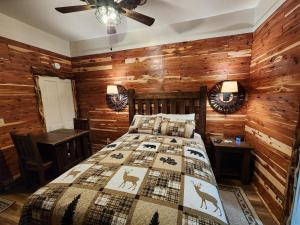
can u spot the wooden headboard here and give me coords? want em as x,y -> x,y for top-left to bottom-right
128,86 -> 207,138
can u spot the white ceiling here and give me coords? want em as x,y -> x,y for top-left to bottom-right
0,0 -> 263,41
0,0 -> 285,56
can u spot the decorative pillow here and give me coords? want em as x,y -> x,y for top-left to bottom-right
160,117 -> 195,138
128,115 -> 162,134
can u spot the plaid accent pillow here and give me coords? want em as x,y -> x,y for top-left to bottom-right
128,115 -> 162,134
160,118 -> 195,138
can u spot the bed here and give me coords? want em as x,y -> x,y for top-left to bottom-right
19,86 -> 229,225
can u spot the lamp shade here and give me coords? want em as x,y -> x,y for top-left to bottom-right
221,81 -> 238,93
107,85 -> 118,94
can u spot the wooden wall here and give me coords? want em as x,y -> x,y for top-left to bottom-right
73,33 -> 253,146
0,2 -> 299,222
245,0 -> 300,223
0,37 -> 72,187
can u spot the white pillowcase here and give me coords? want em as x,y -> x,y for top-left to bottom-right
158,113 -> 195,121
193,133 -> 205,146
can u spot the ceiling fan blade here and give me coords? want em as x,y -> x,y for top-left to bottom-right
107,26 -> 117,34
120,8 -> 155,26
55,5 -> 94,14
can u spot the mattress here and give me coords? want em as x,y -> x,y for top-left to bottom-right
19,133 -> 228,225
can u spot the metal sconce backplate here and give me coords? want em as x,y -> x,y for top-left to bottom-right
106,85 -> 128,111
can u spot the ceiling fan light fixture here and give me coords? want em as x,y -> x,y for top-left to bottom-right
95,6 -> 121,26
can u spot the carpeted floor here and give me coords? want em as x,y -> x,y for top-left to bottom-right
219,185 -> 264,225
0,197 -> 15,213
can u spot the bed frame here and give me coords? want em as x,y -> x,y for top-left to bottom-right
128,86 -> 207,138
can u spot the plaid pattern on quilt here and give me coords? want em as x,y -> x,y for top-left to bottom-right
19,133 -> 228,225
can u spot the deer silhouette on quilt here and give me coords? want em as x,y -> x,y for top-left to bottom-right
119,170 -> 140,190
192,181 -> 222,216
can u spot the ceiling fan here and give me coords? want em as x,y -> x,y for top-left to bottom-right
55,0 -> 155,34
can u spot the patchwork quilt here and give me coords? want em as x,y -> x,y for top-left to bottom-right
19,133 -> 228,225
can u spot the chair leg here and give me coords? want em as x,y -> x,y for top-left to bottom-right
20,164 -> 32,188
38,171 -> 46,185
29,172 -> 37,187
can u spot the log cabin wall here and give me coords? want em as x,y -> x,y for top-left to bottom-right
245,0 -> 300,223
73,33 -> 253,147
0,2 -> 298,222
0,36 -> 72,187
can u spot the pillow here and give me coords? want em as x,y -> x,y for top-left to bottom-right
128,115 -> 162,134
193,133 -> 205,147
160,117 -> 195,138
159,113 -> 195,121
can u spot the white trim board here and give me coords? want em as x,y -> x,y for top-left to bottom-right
0,0 -> 286,57
0,13 -> 70,56
253,0 -> 286,31
70,0 -> 286,57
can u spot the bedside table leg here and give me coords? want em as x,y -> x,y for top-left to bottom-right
215,150 -> 222,182
241,150 -> 251,184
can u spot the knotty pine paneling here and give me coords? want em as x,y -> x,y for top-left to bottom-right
73,34 -> 253,146
0,4 -> 297,223
246,0 -> 300,223
0,36 -> 72,187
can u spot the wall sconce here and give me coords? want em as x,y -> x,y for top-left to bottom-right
106,85 -> 128,111
221,81 -> 238,93
107,85 -> 119,95
208,81 -> 246,114
221,81 -> 238,102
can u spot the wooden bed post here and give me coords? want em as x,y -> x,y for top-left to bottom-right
199,86 -> 207,138
128,89 -> 136,124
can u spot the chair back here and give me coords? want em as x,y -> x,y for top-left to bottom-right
74,118 -> 89,130
10,133 -> 43,164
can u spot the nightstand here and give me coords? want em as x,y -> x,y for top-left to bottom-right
210,136 -> 253,184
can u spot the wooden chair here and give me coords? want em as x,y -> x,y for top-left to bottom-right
10,132 -> 53,185
73,118 -> 89,130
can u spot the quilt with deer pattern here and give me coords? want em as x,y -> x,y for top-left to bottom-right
19,133 -> 228,225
